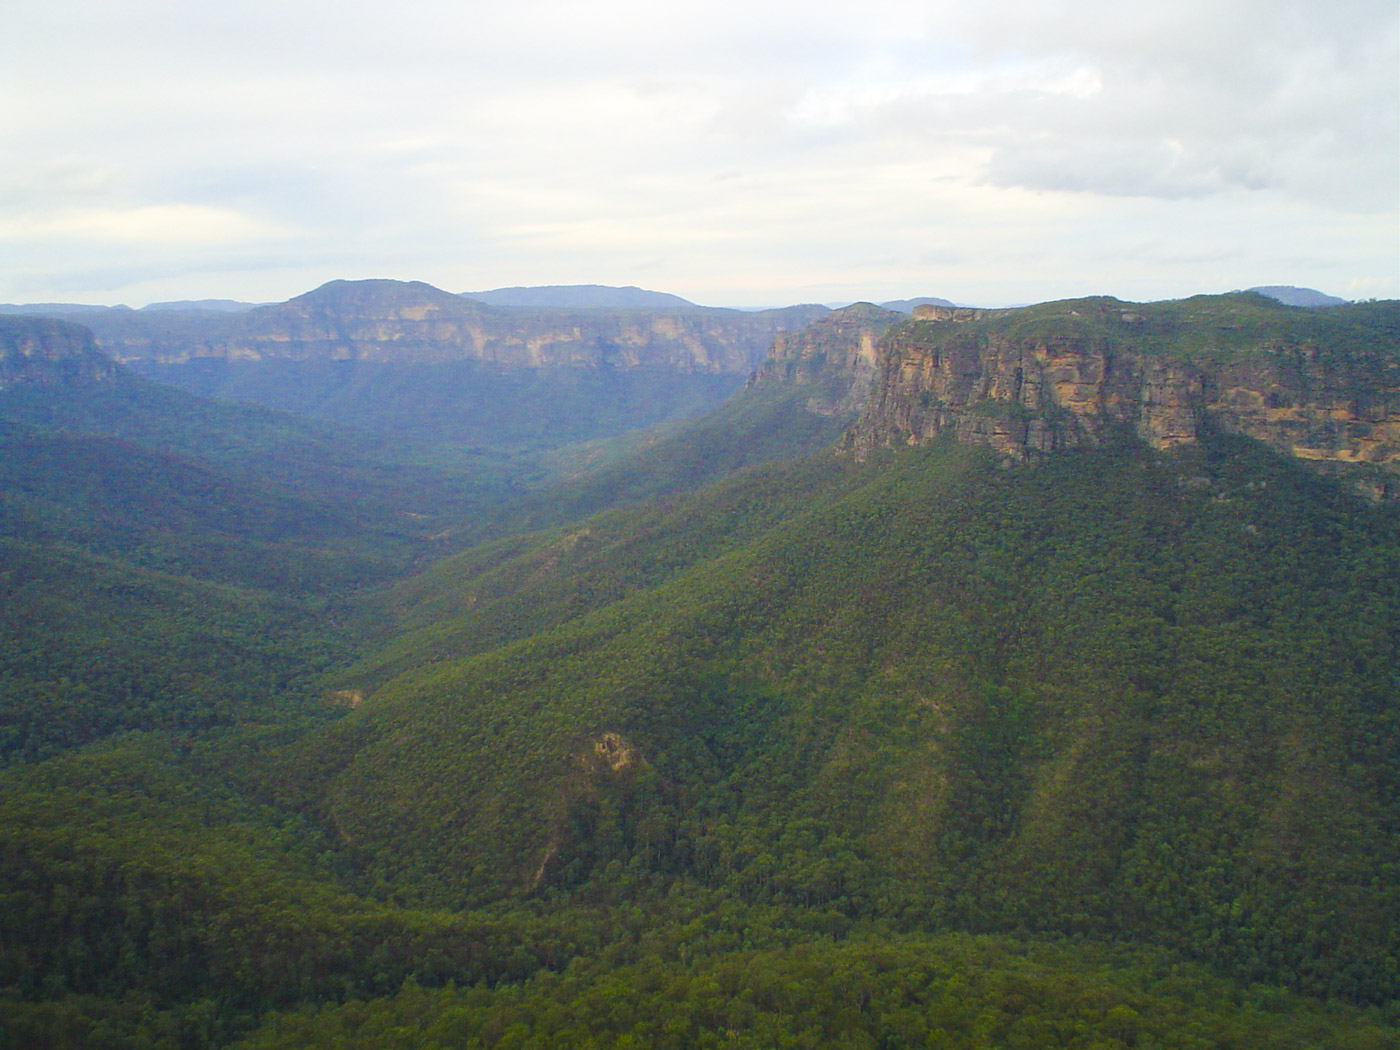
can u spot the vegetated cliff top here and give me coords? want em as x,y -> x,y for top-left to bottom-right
899,291 -> 1397,361
929,289 -> 1377,343
846,292 -> 1400,498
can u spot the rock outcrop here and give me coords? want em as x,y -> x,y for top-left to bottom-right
750,302 -> 905,415
0,317 -> 118,391
53,279 -> 828,375
845,294 -> 1400,495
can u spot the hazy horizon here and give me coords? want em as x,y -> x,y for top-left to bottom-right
0,277 -> 1361,315
5,0 -> 1395,308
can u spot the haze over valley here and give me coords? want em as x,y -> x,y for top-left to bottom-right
3,0 -> 1397,1045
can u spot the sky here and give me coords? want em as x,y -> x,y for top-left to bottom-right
3,0 -> 1396,308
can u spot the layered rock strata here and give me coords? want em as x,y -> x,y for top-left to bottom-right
0,317 -> 118,391
74,280 -> 827,375
846,296 -> 1400,494
751,302 -> 904,415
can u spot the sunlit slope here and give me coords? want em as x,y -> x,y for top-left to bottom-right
349,450 -> 868,685
444,362 -> 867,546
291,432 -> 1400,1000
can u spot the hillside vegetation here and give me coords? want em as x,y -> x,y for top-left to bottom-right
292,434 -> 1400,999
1,297 -> 1397,1048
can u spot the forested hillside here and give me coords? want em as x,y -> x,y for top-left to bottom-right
1,300 -> 1397,1048
292,434 -> 1400,997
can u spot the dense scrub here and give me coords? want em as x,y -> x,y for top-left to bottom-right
2,298 -> 1398,1046
286,434 -> 1399,1008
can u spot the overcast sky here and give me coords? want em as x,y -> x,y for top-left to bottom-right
3,0 -> 1396,307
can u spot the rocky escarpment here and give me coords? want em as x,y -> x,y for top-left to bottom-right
846,295 -> 1400,496
0,317 -> 118,391
750,302 -> 904,415
63,279 -> 827,375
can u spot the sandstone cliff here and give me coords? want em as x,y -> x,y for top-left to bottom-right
68,279 -> 826,375
750,302 -> 905,416
0,317 -> 118,391
845,294 -> 1400,496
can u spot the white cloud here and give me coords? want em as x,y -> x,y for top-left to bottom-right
0,0 -> 1394,304
0,205 -> 290,244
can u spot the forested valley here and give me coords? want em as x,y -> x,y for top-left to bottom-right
1,297 -> 1397,1049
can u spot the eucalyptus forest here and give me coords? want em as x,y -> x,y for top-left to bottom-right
1,287 -> 1397,1049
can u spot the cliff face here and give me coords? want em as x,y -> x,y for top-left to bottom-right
846,295 -> 1400,495
751,302 -> 905,415
79,280 -> 826,375
0,317 -> 117,391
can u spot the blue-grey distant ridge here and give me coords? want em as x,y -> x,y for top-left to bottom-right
1247,286 -> 1348,308
462,285 -> 701,311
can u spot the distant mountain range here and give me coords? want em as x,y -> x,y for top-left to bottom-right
461,284 -> 704,311
0,280 -> 833,450
1,279 -> 826,374
0,279 -> 1365,454
0,282 -> 1352,317
0,298 -> 261,315
1246,285 -> 1348,308
140,298 -> 262,313
818,296 -> 959,313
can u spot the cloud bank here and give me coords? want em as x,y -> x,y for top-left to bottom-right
3,0 -> 1395,305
